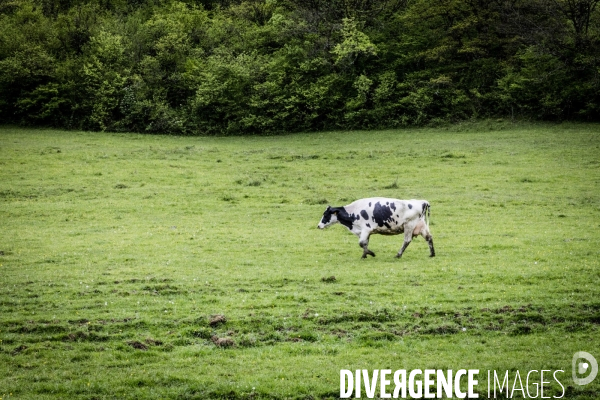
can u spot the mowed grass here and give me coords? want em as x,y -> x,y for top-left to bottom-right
0,122 -> 599,399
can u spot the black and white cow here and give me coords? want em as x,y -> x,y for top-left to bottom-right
317,198 -> 435,259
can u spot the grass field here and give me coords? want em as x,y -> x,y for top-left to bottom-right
1,122 -> 599,399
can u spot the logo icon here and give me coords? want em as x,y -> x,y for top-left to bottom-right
572,351 -> 598,386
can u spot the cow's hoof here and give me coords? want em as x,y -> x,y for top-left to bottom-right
395,253 -> 402,258
370,253 -> 376,257
361,254 -> 367,259
430,253 -> 435,258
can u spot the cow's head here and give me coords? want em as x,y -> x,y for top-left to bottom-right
317,206 -> 339,229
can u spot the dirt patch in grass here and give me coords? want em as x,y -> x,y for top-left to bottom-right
209,314 -> 227,326
127,340 -> 148,350
145,338 -> 163,346
212,336 -> 235,347
11,344 -> 28,356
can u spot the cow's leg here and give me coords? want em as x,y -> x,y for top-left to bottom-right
417,223 -> 436,257
358,231 -> 375,258
395,230 -> 413,258
395,240 -> 411,258
426,234 -> 435,257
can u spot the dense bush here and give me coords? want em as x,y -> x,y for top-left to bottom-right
1,0 -> 599,134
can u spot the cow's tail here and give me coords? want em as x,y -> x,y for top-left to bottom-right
423,201 -> 431,227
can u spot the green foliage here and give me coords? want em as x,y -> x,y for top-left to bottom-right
0,0 -> 599,132
331,18 -> 377,66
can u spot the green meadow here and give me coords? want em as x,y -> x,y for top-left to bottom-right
0,122 -> 599,399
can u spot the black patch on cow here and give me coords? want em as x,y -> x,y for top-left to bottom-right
366,223 -> 371,228
369,202 -> 371,207
386,202 -> 389,205
390,202 -> 396,211
335,207 -> 356,230
320,207 -> 334,225
422,202 -> 427,213
360,210 -> 369,220
384,222 -> 391,229
408,203 -> 413,209
372,201 -> 394,228
321,206 -> 360,231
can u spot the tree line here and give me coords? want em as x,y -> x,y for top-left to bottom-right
1,0 -> 599,134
